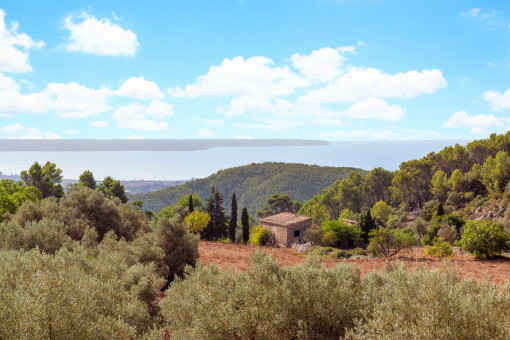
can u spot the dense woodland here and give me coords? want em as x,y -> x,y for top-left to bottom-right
2,133 -> 510,338
132,162 -> 366,215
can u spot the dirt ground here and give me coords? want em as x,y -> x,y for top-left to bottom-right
198,241 -> 510,284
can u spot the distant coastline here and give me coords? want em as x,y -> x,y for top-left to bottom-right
0,139 -> 329,152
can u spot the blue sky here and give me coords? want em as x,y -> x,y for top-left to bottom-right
0,0 -> 510,140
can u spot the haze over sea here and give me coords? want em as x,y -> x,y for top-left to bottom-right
0,140 -> 469,181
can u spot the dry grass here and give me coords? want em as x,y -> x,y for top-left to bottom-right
198,241 -> 510,284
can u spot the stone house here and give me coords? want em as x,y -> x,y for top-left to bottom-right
260,212 -> 312,248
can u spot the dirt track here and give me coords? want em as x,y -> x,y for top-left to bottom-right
198,242 -> 510,284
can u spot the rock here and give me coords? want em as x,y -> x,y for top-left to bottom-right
475,206 -> 483,214
488,210 -> 494,218
294,242 -> 312,253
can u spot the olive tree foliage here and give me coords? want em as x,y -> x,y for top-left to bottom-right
0,179 -> 40,221
367,227 -> 416,258
9,185 -> 147,242
20,161 -> 64,199
98,176 -> 129,203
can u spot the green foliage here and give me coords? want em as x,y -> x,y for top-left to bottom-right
322,219 -> 362,247
176,193 -> 202,211
228,192 -> 237,242
307,246 -> 366,258
160,253 -> 364,340
0,179 -> 40,221
184,211 -> 210,234
188,194 -> 194,213
422,214 -> 464,246
436,202 -> 445,216
359,208 -> 376,243
78,170 -> 96,189
367,227 -> 416,257
241,207 -> 250,244
480,151 -> 510,195
457,220 -> 510,259
20,161 -> 63,199
371,200 -> 392,223
203,187 -> 228,241
257,228 -> 273,246
257,193 -> 301,218
430,170 -> 449,203
338,208 -> 355,220
410,218 -> 428,243
425,237 -> 454,258
98,176 -> 129,203
133,162 -> 366,215
420,200 -> 439,221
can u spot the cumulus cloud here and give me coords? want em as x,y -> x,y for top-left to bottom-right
89,120 -> 109,127
442,110 -> 503,134
460,8 -> 497,21
168,56 -> 308,99
45,82 -> 112,118
0,9 -> 44,73
197,129 -> 215,137
113,100 -> 173,131
0,123 -> 24,134
114,76 -> 164,99
63,12 -> 138,56
0,124 -> 60,139
342,98 -> 406,121
299,67 -> 447,104
291,47 -> 346,83
0,73 -> 19,91
63,129 -> 79,134
484,89 -> 510,111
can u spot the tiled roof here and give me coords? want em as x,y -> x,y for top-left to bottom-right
260,212 -> 311,227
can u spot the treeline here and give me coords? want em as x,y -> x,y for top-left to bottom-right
301,132 -> 510,224
132,162 -> 366,215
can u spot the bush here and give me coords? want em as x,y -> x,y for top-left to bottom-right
258,228 -> 273,246
425,237 -> 454,258
456,220 -> 510,259
322,219 -> 362,247
420,200 -> 439,221
422,214 -> 465,245
367,227 -> 416,258
303,226 -> 338,246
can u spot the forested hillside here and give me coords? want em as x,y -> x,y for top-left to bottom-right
132,162 -> 366,214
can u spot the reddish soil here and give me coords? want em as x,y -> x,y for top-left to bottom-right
198,241 -> 510,284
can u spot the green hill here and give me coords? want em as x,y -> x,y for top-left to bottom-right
132,162 -> 367,215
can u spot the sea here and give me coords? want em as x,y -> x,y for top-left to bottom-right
0,140 -> 470,181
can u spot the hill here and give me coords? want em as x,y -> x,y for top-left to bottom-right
132,162 -> 366,215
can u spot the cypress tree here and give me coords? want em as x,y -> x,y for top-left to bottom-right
204,187 -> 228,241
436,203 -> 445,217
360,208 -> 376,243
241,207 -> 250,244
189,194 -> 194,213
228,193 -> 237,243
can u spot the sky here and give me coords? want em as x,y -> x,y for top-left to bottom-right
0,0 -> 510,140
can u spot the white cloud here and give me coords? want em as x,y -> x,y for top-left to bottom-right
197,129 -> 215,137
233,134 -> 253,139
299,67 -> 447,104
45,131 -> 61,139
0,123 -> 24,134
45,82 -> 112,118
63,12 -> 138,56
0,73 -> 19,91
168,56 -> 308,99
442,110 -> 503,134
113,100 -> 172,131
0,90 -> 50,115
63,129 -> 79,134
0,9 -> 44,73
460,8 -> 497,20
291,47 -> 346,83
89,120 -> 109,127
342,98 -> 406,121
484,89 -> 510,110
114,76 -> 164,99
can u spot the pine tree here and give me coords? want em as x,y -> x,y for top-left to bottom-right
204,187 -> 228,241
436,203 -> 445,217
241,207 -> 250,244
189,194 -> 194,213
228,193 -> 237,243
360,208 -> 376,243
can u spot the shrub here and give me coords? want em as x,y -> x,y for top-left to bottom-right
372,200 -> 392,223
425,237 -> 454,258
367,227 -> 416,258
322,219 -> 362,247
422,214 -> 465,245
258,228 -> 273,246
420,200 -> 439,222
456,220 -> 510,259
410,218 -> 428,243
